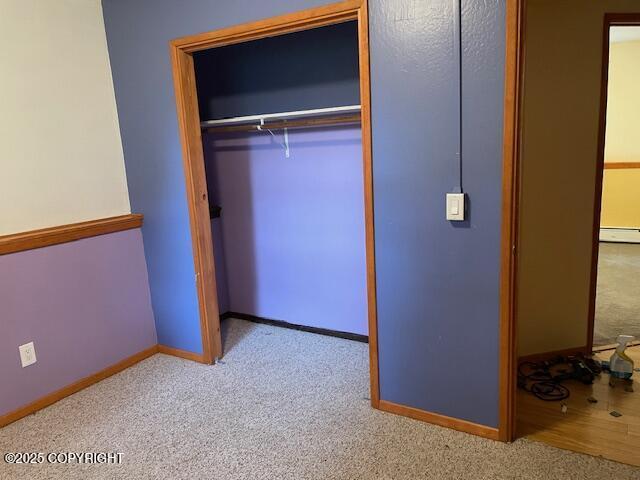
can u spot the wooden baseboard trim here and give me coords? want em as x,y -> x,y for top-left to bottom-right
0,345 -> 158,428
518,346 -> 589,363
158,344 -> 206,363
221,311 -> 369,343
378,400 -> 500,440
0,214 -> 144,255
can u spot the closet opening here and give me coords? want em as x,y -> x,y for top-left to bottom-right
170,2 -> 378,406
196,20 -> 367,343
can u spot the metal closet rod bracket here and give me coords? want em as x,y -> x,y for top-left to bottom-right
257,118 -> 290,158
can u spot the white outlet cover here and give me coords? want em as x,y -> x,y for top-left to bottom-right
19,341 -> 37,368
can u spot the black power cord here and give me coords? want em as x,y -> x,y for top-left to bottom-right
518,355 -> 601,401
518,361 -> 571,401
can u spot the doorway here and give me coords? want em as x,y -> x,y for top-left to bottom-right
508,5 -> 640,465
591,25 -> 640,349
169,1 -> 380,407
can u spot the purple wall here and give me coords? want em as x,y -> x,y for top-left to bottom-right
0,229 -> 157,417
204,126 -> 368,335
211,218 -> 230,314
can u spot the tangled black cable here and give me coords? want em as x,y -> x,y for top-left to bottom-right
518,361 -> 571,401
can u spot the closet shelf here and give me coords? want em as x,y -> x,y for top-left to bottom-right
200,105 -> 361,133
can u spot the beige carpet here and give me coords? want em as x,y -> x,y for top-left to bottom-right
594,242 -> 640,346
1,318 -> 638,479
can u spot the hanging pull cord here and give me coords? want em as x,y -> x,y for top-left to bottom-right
256,119 -> 290,158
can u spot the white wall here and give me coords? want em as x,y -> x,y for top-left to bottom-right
0,0 -> 130,235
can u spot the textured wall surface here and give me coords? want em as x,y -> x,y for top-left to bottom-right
370,0 -> 504,426
204,127 -> 367,335
102,0 -> 505,427
0,0 -> 130,235
0,230 -> 157,416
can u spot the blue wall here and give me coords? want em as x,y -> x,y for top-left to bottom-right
194,21 -> 360,120
370,0 -> 504,427
102,0 -> 505,427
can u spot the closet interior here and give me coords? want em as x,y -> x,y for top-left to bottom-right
193,21 -> 369,348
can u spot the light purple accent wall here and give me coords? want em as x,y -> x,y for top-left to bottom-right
0,229 -> 157,417
211,218 -> 230,314
204,126 -> 368,335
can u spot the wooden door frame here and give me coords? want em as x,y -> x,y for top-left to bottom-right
169,0 -> 380,407
586,13 -> 640,354
500,0 -> 525,442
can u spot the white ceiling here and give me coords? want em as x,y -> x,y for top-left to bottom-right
610,26 -> 640,43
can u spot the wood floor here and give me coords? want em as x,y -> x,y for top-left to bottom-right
517,345 -> 640,466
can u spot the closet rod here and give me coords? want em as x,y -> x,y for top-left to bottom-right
200,104 -> 361,129
202,113 -> 361,134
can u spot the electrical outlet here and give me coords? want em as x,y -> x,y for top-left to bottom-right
19,342 -> 37,368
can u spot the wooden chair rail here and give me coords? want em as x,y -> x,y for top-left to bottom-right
0,214 -> 143,255
604,162 -> 640,169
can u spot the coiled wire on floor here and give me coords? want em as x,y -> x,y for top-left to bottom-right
518,361 -> 571,401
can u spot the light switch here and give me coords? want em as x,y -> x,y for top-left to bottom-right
451,199 -> 460,215
446,193 -> 465,221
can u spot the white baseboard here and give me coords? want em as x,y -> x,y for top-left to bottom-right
600,227 -> 640,243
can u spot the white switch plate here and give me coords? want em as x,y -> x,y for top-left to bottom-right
19,341 -> 37,368
446,193 -> 465,221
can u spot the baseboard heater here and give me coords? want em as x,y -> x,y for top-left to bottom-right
600,227 -> 640,244
220,311 -> 368,343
